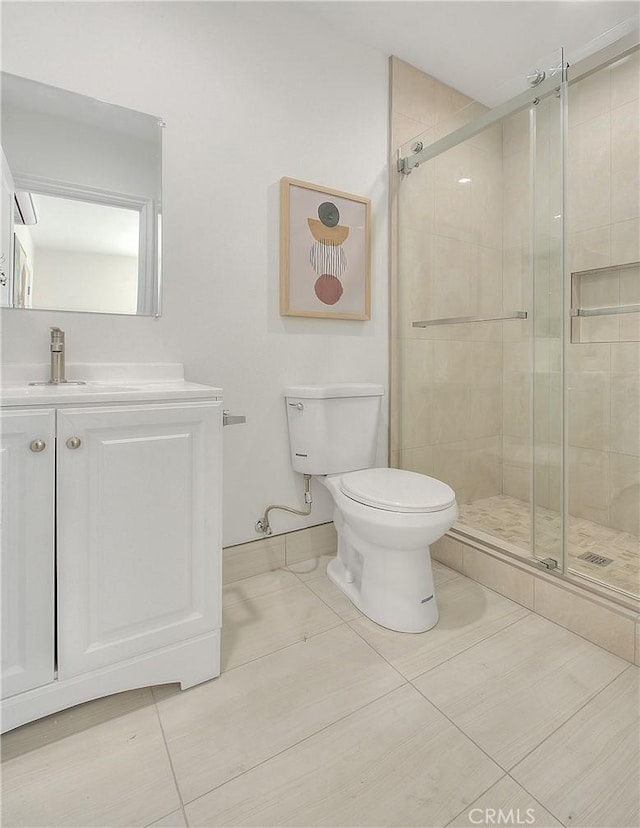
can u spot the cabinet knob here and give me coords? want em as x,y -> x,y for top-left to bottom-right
29,439 -> 46,452
66,436 -> 82,450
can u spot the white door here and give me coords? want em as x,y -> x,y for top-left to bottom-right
1,408 -> 55,698
1,147 -> 15,307
57,401 -> 222,679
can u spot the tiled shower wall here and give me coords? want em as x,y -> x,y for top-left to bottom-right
390,58 -> 504,505
565,52 -> 639,536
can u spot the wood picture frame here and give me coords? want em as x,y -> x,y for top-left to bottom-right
280,177 -> 371,320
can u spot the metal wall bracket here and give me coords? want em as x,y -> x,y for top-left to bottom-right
397,156 -> 413,175
539,557 -> 559,570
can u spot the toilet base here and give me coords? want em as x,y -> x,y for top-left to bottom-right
327,554 -> 439,634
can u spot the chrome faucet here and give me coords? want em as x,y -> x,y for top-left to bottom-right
49,327 -> 66,383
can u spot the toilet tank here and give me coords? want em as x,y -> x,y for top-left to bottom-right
284,383 -> 384,475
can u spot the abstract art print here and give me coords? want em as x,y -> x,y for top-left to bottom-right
280,178 -> 371,319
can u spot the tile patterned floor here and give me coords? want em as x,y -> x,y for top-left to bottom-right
458,494 -> 640,597
2,559 -> 639,827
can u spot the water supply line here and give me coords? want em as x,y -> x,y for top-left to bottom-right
255,474 -> 312,535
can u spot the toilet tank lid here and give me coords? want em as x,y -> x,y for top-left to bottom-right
285,383 -> 384,399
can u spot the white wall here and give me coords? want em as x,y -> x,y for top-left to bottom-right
0,1 -> 390,546
33,249 -> 138,314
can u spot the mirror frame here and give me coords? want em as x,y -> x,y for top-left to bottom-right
13,172 -> 160,316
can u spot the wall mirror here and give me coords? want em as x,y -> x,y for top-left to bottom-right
0,72 -> 163,316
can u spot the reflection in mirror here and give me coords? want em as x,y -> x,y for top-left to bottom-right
14,194 -> 140,314
1,72 -> 163,316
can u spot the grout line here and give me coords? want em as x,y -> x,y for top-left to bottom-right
524,599 -> 636,665
333,613 -> 409,683
504,771 -> 568,828
408,674 -> 515,776
180,567 -> 634,821
221,568 -> 304,607
445,767 -> 569,828
219,571 -> 346,674
506,662 -> 634,776
219,615 -> 346,676
405,610 -> 533,683
347,599 -> 531,684
151,694 -> 189,827
300,558 -> 535,684
283,555 -> 336,583
290,570 -> 449,693
410,640 -> 631,784
149,621 -> 350,694
292,573 -> 410,684
180,683 -> 408,811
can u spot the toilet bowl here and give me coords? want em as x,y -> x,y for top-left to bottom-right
284,383 -> 458,634
319,469 -> 457,633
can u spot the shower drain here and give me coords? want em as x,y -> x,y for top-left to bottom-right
577,551 -> 614,567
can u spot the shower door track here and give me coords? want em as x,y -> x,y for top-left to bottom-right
449,526 -> 640,613
397,26 -> 638,176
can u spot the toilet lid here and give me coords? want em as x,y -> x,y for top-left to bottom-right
340,468 -> 456,513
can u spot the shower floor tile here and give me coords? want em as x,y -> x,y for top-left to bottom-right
457,494 -> 640,597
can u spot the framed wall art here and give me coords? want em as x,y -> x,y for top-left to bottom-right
280,177 -> 371,320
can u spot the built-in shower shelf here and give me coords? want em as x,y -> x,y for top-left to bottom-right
412,310 -> 527,328
570,304 -> 640,317
570,261 -> 639,343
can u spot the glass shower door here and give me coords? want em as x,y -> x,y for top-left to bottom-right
394,48 -> 567,574
531,62 -> 566,571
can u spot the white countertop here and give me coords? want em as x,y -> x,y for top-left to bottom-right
0,364 -> 223,407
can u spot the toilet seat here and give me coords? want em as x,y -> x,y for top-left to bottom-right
339,468 -> 456,514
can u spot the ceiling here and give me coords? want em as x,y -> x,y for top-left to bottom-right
299,1 -> 638,105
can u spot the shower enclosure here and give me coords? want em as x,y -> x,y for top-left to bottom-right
392,28 -> 639,602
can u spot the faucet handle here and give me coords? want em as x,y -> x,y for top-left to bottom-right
49,328 -> 64,351
50,327 -> 65,354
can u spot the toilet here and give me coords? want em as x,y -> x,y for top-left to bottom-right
284,383 -> 458,633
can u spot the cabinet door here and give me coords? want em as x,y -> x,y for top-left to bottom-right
1,408 -> 55,698
57,401 -> 222,679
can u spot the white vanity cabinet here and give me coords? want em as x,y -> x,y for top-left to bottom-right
1,408 -> 55,698
1,379 -> 223,733
57,401 -> 222,678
